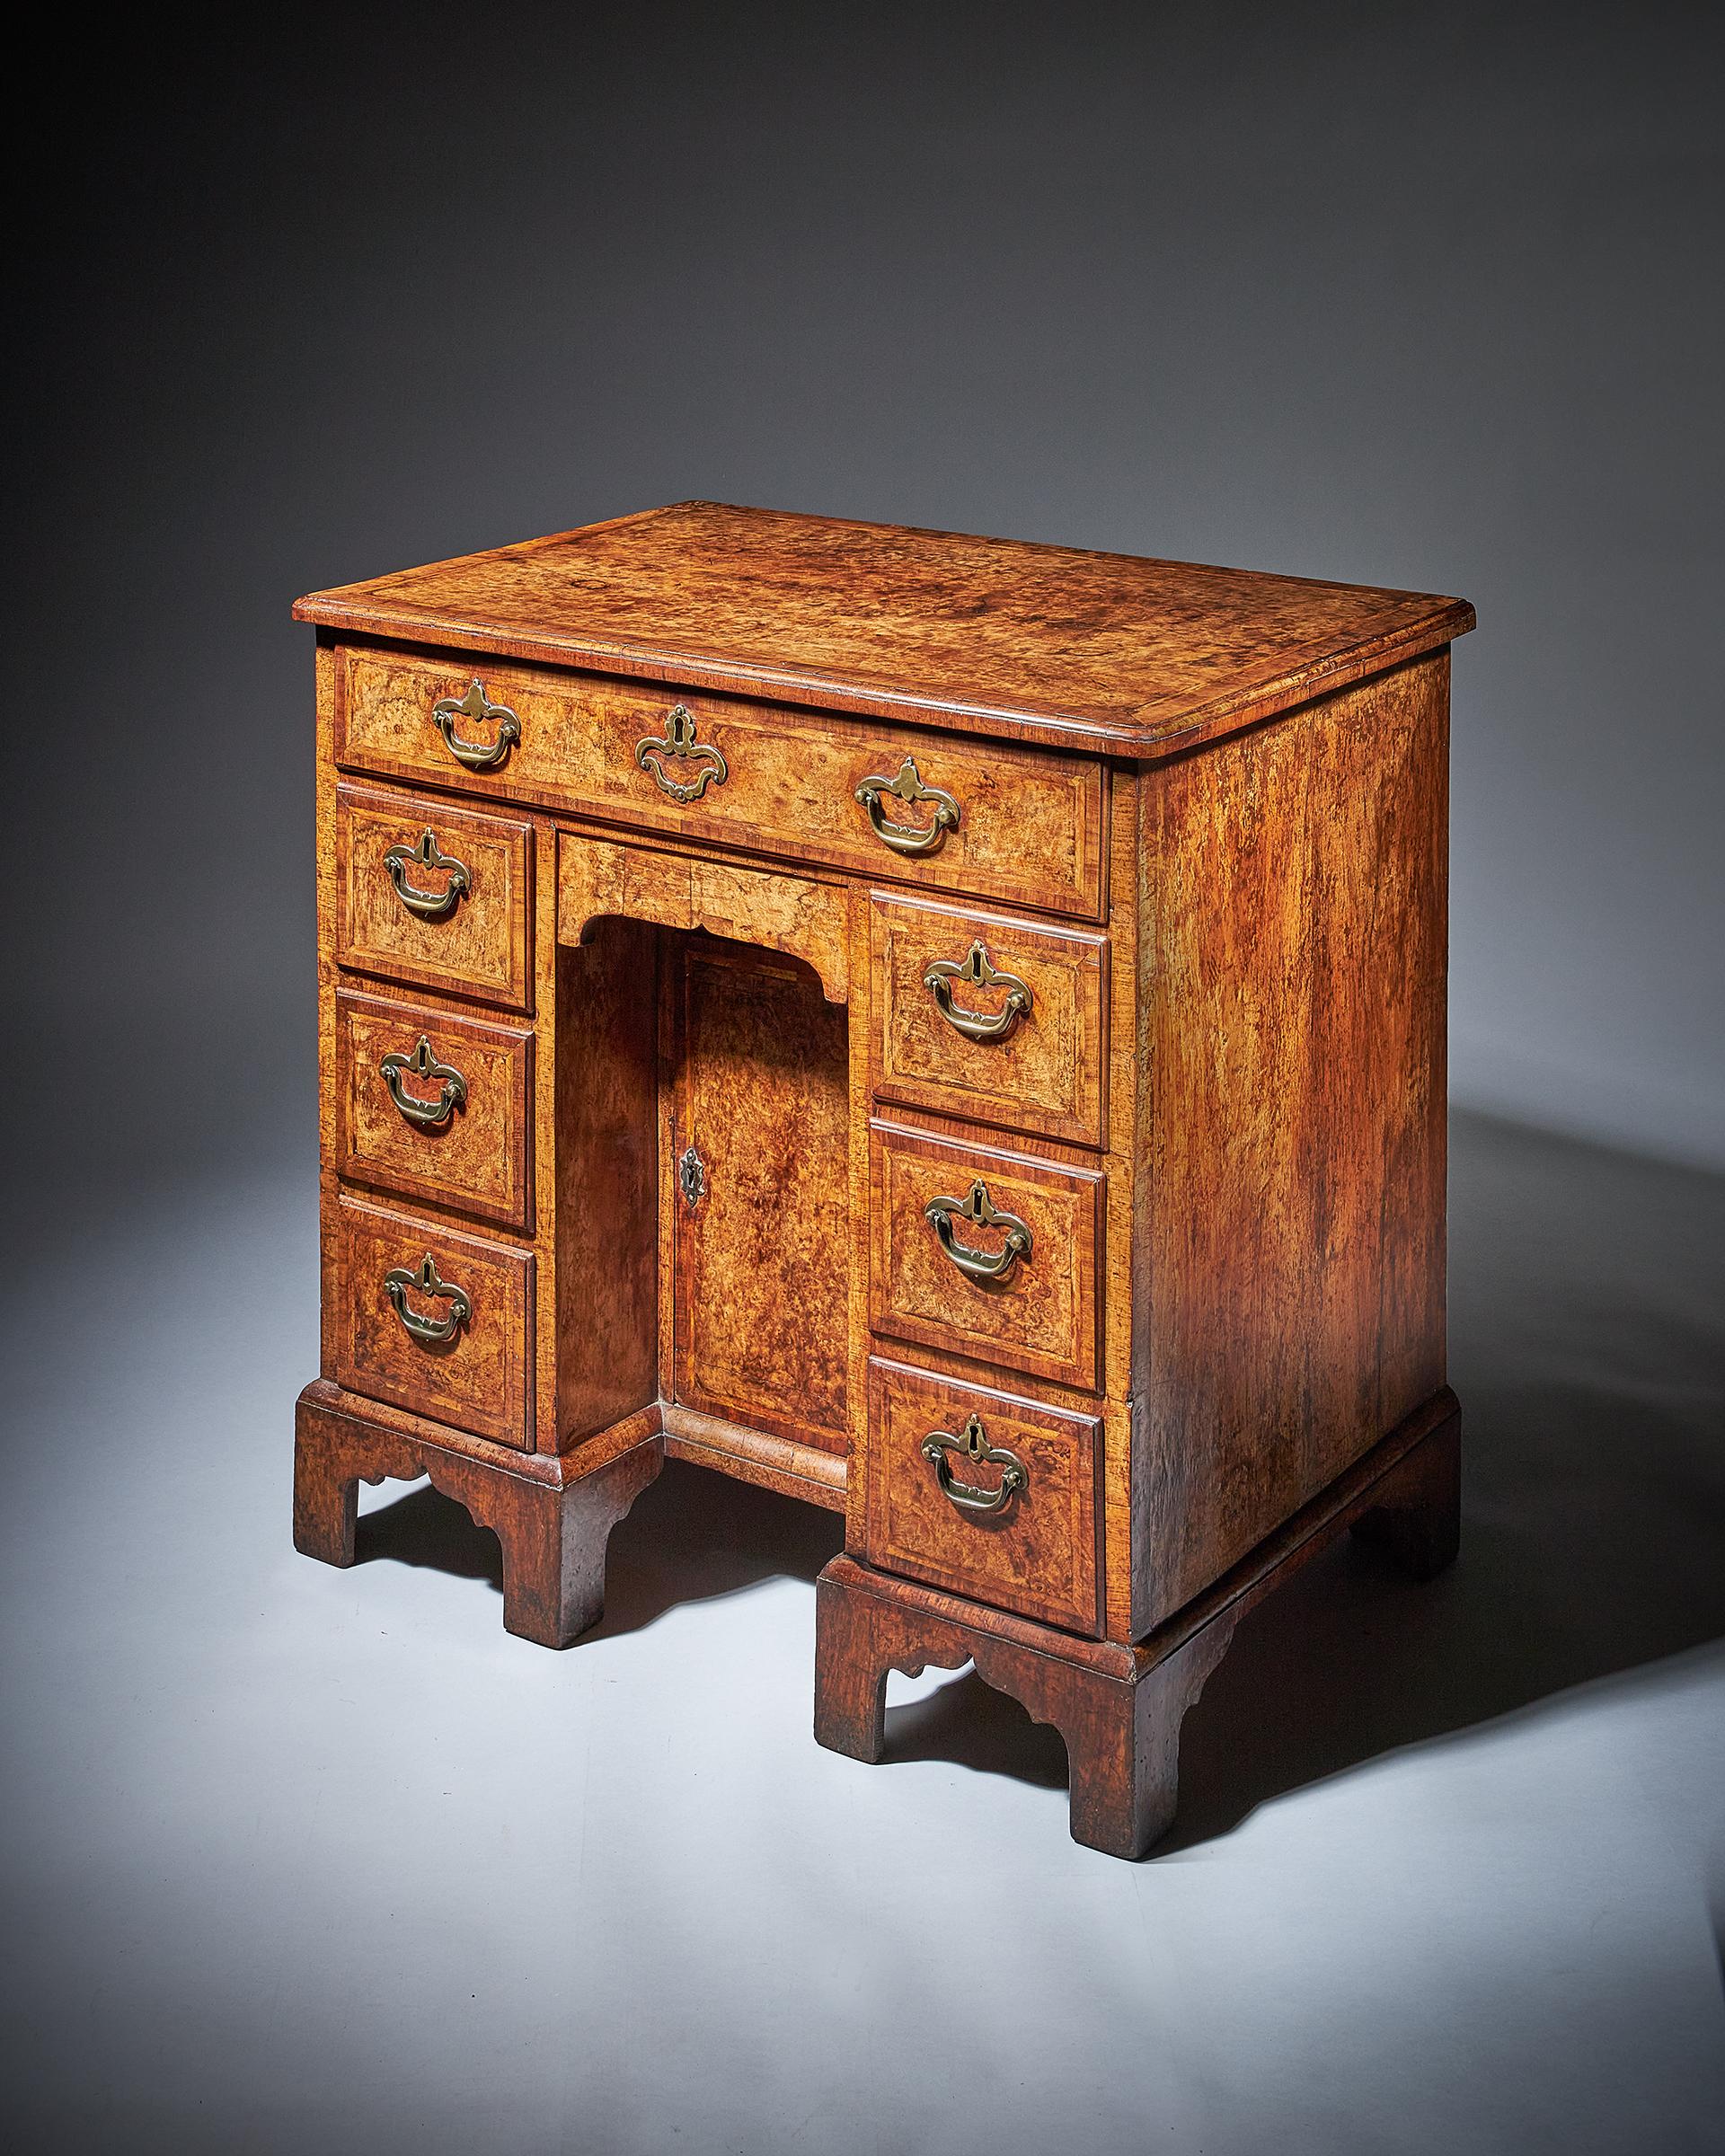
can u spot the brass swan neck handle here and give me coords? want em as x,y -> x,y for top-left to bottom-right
431,678 -> 520,772
924,1178 -> 1033,1283
924,940 -> 1033,1043
381,829 -> 472,921
379,1036 -> 468,1129
855,756 -> 960,856
636,704 -> 729,803
383,1251 -> 472,1345
922,1412 -> 1029,1514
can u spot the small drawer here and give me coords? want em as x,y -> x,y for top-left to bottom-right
333,1195 -> 534,1449
334,988 -> 534,1231
865,1357 -> 1101,1635
871,894 -> 1108,1148
335,782 -> 533,1011
337,646 -> 1105,921
870,1122 -> 1103,1392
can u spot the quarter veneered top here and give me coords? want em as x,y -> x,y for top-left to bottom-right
295,500 -> 1473,757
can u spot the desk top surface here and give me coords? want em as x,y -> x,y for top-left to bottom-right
296,501 -> 1473,757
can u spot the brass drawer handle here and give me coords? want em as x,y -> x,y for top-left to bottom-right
432,678 -> 520,772
383,1251 -> 472,1345
924,1178 -> 1032,1283
636,703 -> 728,802
922,1412 -> 1028,1515
379,1035 -> 468,1129
924,940 -> 1032,1043
855,756 -> 960,856
382,829 -> 472,921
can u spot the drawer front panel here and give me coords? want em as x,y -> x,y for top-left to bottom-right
335,988 -> 533,1231
869,1123 -> 1102,1392
335,782 -> 532,1010
338,647 -> 1104,920
333,1195 -> 533,1449
871,894 -> 1107,1148
866,1357 -> 1101,1635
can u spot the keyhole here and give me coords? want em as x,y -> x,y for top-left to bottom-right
679,1144 -> 706,1209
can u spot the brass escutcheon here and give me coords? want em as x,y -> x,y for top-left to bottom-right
381,829 -> 472,921
854,755 -> 960,856
924,940 -> 1033,1043
921,1411 -> 1029,1515
383,1251 -> 472,1345
678,1143 -> 706,1208
431,678 -> 520,772
635,703 -> 729,803
378,1035 -> 468,1130
924,1178 -> 1033,1283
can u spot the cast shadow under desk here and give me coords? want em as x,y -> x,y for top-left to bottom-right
353,1454 -> 1069,1789
1158,1378 -> 1725,1852
873,1114 -> 1725,1846
355,1454 -> 845,1637
877,1385 -> 1725,1834
349,1365 -> 1724,1841
355,1115 -> 1725,1849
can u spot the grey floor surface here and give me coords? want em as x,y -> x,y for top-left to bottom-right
2,1112 -> 1722,2154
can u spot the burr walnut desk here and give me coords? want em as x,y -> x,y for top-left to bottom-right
292,502 -> 1473,1858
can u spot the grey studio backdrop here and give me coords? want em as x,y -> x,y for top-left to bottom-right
12,1 -> 1722,1179
4,6 -> 1723,2155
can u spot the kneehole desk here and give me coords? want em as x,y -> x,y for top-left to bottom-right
293,500 -> 1472,1858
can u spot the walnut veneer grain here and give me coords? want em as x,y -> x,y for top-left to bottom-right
869,1120 -> 1105,1392
866,1357 -> 1101,1636
332,1194 -> 534,1450
670,942 -> 852,1454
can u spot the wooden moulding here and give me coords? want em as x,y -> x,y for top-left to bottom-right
296,500 -> 1474,761
659,1403 -> 846,1513
815,1387 -> 1460,1857
559,1397 -> 847,1514
295,1380 -> 847,1633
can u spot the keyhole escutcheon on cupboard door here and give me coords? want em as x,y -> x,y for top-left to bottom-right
669,941 -> 851,1454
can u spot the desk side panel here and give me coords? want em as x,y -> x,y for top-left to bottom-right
1136,653 -> 1450,1631
315,637 -> 341,1384
553,913 -> 661,1450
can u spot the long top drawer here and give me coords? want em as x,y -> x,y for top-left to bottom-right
335,644 -> 1106,920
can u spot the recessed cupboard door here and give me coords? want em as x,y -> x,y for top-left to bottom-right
668,941 -> 851,1454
